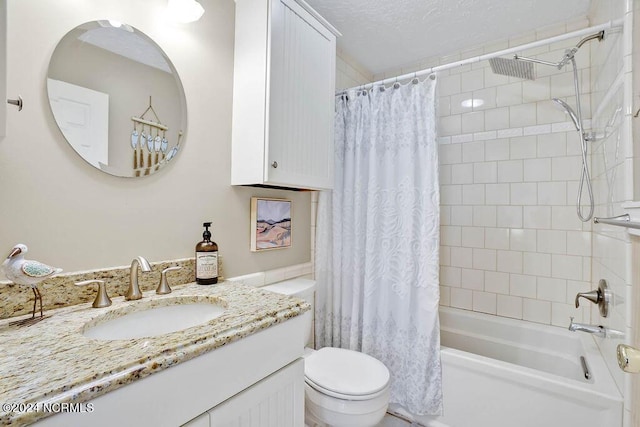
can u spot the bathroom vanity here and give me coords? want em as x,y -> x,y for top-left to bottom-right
0,282 -> 309,426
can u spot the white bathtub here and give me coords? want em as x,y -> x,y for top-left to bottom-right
390,307 -> 623,427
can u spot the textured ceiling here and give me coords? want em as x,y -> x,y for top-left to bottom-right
305,0 -> 591,75
80,26 -> 172,73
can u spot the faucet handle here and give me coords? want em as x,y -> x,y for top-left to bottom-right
156,266 -> 182,295
575,290 -> 600,307
75,279 -> 112,308
574,279 -> 609,317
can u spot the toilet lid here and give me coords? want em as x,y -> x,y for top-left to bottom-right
304,348 -> 390,397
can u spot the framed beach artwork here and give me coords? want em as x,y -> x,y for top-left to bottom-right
250,197 -> 292,251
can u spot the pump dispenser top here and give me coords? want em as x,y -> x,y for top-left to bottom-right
195,222 -> 218,285
202,222 -> 212,239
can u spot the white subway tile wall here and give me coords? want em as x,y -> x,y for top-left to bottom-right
435,28 -> 606,327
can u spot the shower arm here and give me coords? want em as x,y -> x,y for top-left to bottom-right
576,30 -> 605,48
513,54 -> 563,69
516,48 -> 578,70
514,30 -> 605,71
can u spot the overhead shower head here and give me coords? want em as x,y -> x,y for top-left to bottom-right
552,98 -> 580,131
488,57 -> 535,80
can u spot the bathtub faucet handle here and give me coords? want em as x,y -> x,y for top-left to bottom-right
575,290 -> 600,306
574,279 -> 609,318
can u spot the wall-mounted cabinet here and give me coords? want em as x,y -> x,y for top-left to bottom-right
231,0 -> 339,190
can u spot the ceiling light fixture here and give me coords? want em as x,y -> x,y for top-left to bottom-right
166,0 -> 205,23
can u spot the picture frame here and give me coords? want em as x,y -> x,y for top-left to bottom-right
250,197 -> 292,252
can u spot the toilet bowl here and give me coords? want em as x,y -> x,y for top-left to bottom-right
263,278 -> 390,427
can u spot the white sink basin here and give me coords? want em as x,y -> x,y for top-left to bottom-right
83,299 -> 226,340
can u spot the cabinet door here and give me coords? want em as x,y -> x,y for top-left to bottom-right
207,359 -> 304,427
267,0 -> 335,190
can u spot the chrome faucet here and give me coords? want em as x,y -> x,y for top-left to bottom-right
125,256 -> 152,300
568,317 -> 605,337
568,317 -> 624,339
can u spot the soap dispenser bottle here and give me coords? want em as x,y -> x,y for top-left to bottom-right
196,222 -> 218,285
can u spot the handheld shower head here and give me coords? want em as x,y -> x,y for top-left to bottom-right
552,98 -> 580,131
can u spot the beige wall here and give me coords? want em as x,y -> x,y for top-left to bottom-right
0,0 -> 311,279
0,1 -> 5,138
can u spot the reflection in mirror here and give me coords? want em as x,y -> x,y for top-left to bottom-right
47,21 -> 187,177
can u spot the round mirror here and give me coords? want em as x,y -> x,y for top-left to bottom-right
46,21 -> 187,177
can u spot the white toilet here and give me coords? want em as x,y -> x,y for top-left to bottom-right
263,278 -> 390,427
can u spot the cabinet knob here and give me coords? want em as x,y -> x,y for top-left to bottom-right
271,161 -> 278,168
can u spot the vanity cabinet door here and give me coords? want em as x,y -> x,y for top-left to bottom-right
207,359 -> 304,426
231,0 -> 337,190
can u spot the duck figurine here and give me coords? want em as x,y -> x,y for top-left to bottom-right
2,244 -> 62,321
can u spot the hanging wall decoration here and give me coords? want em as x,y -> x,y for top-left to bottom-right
130,96 -> 181,177
250,197 -> 292,251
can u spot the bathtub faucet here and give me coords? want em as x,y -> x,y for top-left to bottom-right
568,318 -> 605,337
568,317 -> 623,339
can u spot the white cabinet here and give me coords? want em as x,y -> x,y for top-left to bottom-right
231,0 -> 339,190
207,360 -> 304,426
182,360 -> 304,427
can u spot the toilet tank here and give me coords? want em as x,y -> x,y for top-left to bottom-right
263,278 -> 315,347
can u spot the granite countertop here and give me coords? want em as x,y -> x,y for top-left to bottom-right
0,282 -> 309,426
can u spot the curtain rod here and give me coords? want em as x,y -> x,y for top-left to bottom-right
337,19 -> 624,95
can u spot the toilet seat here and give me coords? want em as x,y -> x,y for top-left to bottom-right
304,347 -> 390,401
305,377 -> 389,401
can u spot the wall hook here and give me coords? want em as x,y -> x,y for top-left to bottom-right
7,96 -> 23,111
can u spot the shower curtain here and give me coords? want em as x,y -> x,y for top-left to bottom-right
315,77 -> 442,415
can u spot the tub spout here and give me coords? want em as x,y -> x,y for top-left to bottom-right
568,317 -> 624,339
568,317 -> 605,338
